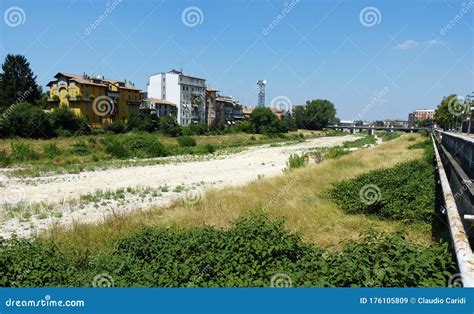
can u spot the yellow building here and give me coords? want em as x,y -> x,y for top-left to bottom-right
47,72 -> 142,128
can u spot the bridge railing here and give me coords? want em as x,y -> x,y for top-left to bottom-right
432,131 -> 474,287
434,131 -> 474,178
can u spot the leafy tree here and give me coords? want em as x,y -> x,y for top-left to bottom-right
249,107 -> 278,133
434,94 -> 461,130
354,120 -> 363,126
374,120 -> 384,127
159,115 -> 182,137
0,54 -> 42,112
303,99 -> 336,130
292,105 -> 306,129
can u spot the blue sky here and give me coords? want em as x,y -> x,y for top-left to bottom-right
0,0 -> 472,120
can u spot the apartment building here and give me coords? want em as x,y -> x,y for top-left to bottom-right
408,109 -> 435,124
147,69 -> 206,126
47,72 -> 141,128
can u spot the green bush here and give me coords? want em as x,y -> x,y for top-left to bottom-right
177,136 -> 197,147
10,142 -> 39,161
70,141 -> 89,156
103,137 -> 129,159
0,150 -> 11,166
378,132 -> 401,142
0,216 -> 455,287
127,113 -> 156,133
125,134 -> 168,158
1,102 -> 54,139
325,146 -> 349,159
203,144 -> 216,154
43,143 -> 61,159
343,135 -> 376,148
159,116 -> 181,137
330,156 -> 435,223
105,121 -> 127,134
50,105 -> 91,136
418,129 -> 429,137
285,153 -> 308,171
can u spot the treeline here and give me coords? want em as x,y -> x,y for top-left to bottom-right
0,54 -> 338,139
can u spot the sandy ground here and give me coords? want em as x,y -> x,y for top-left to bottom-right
0,135 -> 357,238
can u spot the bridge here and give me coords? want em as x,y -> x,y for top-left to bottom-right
432,130 -> 474,287
326,125 -> 430,135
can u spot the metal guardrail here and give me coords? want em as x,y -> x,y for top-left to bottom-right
437,131 -> 474,179
432,132 -> 474,287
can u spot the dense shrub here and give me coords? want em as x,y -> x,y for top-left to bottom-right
1,102 -> 54,139
42,143 -> 61,159
105,121 -> 127,134
70,141 -> 89,156
182,123 -> 207,136
236,120 -> 255,134
50,106 -> 91,136
159,116 -> 181,137
10,142 -> 39,161
127,113 -> 156,133
125,133 -> 168,158
0,150 -> 11,166
325,146 -> 349,159
177,136 -> 197,147
203,144 -> 216,154
330,145 -> 435,222
102,137 -> 129,159
342,135 -> 376,148
0,216 -> 455,287
285,153 -> 308,171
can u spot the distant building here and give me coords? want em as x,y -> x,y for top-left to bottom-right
141,98 -> 177,118
46,72 -> 141,128
338,120 -> 354,127
408,109 -> 435,124
147,69 -> 206,126
384,119 -> 409,128
256,80 -> 266,107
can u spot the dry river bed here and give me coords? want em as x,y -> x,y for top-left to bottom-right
0,135 -> 359,238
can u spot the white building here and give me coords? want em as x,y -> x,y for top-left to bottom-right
147,69 -> 206,126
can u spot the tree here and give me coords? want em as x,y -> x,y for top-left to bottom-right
300,99 -> 337,130
374,120 -> 384,127
159,115 -> 182,137
127,112 -> 157,132
0,54 -> 42,112
249,107 -> 278,134
292,105 -> 306,129
434,94 -> 464,130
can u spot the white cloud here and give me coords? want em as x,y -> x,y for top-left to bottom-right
394,39 -> 418,50
394,39 -> 443,50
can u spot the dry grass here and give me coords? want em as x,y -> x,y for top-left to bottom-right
45,133 -> 432,253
